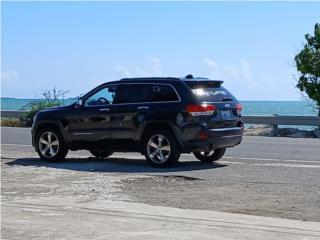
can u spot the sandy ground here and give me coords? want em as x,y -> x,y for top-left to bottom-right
1,145 -> 320,222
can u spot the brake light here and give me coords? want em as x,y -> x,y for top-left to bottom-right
235,103 -> 242,115
186,104 -> 216,116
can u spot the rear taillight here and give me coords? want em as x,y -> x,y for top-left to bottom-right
235,103 -> 242,116
186,104 -> 216,116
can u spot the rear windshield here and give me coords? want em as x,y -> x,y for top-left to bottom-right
188,84 -> 236,102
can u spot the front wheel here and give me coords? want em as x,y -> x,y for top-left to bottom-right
193,148 -> 226,162
36,128 -> 68,162
143,129 -> 180,167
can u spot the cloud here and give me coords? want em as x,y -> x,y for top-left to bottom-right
149,57 -> 161,75
1,70 -> 18,82
114,57 -> 162,78
203,57 -> 259,89
114,65 -> 132,78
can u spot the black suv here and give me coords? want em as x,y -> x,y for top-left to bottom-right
32,75 -> 244,167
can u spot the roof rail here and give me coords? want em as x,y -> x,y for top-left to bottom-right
120,77 -> 180,81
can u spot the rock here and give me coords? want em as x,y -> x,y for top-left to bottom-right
312,129 -> 320,138
244,125 -> 320,138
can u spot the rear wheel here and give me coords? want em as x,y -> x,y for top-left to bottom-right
36,128 -> 68,162
143,129 -> 180,167
193,148 -> 226,162
90,150 -> 113,159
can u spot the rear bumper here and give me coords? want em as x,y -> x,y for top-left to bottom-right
182,126 -> 244,152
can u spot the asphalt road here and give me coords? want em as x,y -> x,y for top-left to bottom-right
1,127 -> 320,222
2,126 -> 320,161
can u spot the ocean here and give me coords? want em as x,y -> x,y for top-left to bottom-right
0,98 -> 318,116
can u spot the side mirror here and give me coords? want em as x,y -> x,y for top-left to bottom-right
77,99 -> 83,107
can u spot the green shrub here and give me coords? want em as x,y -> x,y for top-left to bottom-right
19,88 -> 69,127
19,101 -> 60,127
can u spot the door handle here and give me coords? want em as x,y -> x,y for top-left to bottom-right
99,108 -> 110,112
137,106 -> 149,110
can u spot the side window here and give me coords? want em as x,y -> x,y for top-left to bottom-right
147,84 -> 179,102
84,85 -> 117,106
114,84 -> 179,104
115,84 -> 149,104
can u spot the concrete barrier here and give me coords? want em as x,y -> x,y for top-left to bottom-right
242,115 -> 320,126
1,110 -> 27,119
1,110 -> 319,130
242,114 -> 320,135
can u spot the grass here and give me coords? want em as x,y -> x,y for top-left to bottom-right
0,118 -> 23,127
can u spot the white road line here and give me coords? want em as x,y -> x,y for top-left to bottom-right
224,156 -> 320,164
220,161 -> 320,169
183,154 -> 320,163
1,143 -> 32,147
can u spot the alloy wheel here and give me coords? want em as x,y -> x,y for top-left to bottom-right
38,131 -> 60,158
147,134 -> 171,163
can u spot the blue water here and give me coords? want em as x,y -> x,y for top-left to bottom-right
0,98 -> 318,116
0,98 -> 76,111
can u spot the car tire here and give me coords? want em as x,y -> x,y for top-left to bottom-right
90,150 -> 113,159
193,148 -> 226,162
36,127 -> 68,162
143,129 -> 180,167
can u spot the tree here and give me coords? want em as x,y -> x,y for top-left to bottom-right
294,23 -> 320,116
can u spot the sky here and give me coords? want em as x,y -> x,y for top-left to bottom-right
1,1 -> 320,100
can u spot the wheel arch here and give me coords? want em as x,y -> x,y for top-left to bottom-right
33,120 -> 71,147
139,121 -> 186,151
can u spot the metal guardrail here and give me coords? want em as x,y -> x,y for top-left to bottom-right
242,115 -> 320,126
1,110 -> 27,119
1,110 -> 319,131
242,114 -> 320,136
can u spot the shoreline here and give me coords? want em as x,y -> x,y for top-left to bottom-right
244,125 -> 320,138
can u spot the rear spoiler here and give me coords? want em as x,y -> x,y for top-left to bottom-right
184,80 -> 224,88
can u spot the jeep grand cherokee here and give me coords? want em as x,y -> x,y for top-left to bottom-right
32,75 -> 244,167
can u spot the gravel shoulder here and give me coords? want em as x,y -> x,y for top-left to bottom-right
2,142 -> 320,222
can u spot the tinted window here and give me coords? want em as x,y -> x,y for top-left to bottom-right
147,84 -> 179,102
115,84 -> 179,104
190,85 -> 236,102
185,81 -> 236,102
115,84 -> 149,104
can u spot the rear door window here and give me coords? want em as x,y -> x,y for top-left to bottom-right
115,84 -> 149,104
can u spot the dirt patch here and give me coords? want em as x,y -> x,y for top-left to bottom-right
120,176 -> 320,222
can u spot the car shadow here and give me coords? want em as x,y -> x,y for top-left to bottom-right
6,156 -> 227,173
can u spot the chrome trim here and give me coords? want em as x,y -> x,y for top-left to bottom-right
215,135 -> 242,138
99,108 -> 110,112
137,106 -> 149,110
73,132 -> 94,135
82,83 -> 182,108
209,127 -> 242,132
